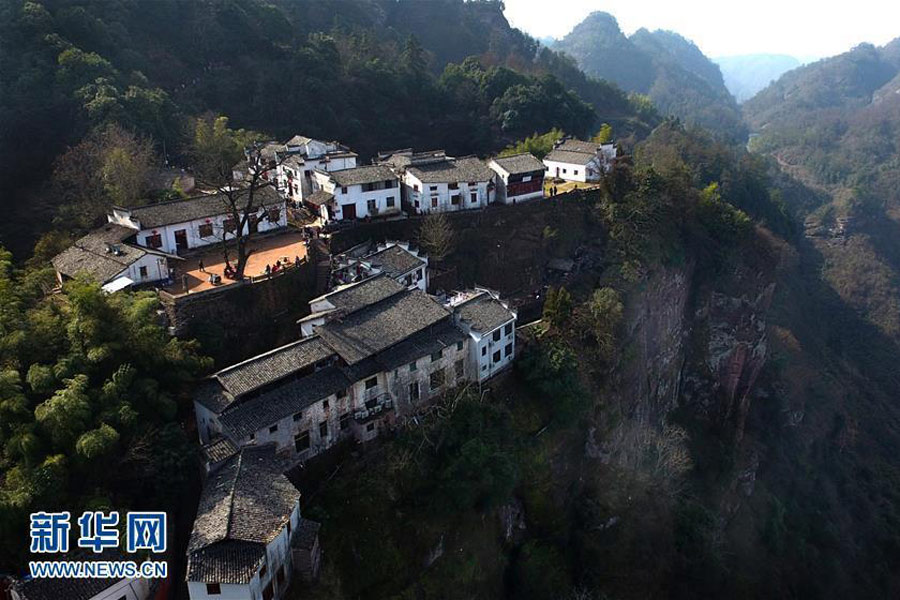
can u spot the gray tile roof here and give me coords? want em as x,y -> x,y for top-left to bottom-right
51,223 -> 146,283
215,337 -> 335,399
327,165 -> 397,187
376,319 -> 466,371
219,321 -> 466,440
202,436 -> 239,465
558,139 -> 602,154
491,153 -> 546,175
544,149 -> 596,166
187,540 -> 266,586
127,185 -> 282,229
365,245 -> 425,279
316,274 -> 406,313
187,445 -> 299,584
306,190 -> 334,206
454,292 -> 515,334
219,366 -> 351,440
407,156 -> 493,184
318,289 -> 451,365
195,380 -> 234,414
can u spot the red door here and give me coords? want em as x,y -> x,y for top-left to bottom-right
342,203 -> 356,220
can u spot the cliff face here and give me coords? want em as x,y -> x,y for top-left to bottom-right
602,252 -> 776,459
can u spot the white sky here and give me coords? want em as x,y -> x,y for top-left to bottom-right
503,0 -> 900,59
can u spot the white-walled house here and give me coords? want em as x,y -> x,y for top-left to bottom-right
194,275 -> 515,467
186,444 -> 318,600
543,139 -> 617,183
309,165 -> 400,223
330,241 -> 428,292
276,136 -> 357,205
378,150 -> 494,214
488,153 -> 546,204
108,185 -> 286,256
448,288 -> 517,382
51,223 -> 179,291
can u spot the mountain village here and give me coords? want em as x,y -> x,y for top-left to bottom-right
8,135 -> 618,600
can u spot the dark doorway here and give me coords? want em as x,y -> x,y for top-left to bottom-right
342,203 -> 356,220
174,229 -> 188,252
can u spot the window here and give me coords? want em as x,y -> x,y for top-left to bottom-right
430,369 -> 444,391
198,223 -> 214,237
431,349 -> 442,362
319,421 -> 328,439
430,185 -> 438,191
431,197 -> 438,208
145,234 -> 162,249
574,170 -> 579,176
293,411 -> 302,422
505,343 -> 513,357
249,433 -> 255,441
455,359 -> 464,378
386,196 -> 395,208
269,424 -> 278,434
260,561 -> 267,577
340,413 -> 350,431
341,186 -> 347,194
365,377 -> 378,390
323,400 -> 329,410
505,323 -> 513,336
337,388 -> 347,398
449,182 -> 459,190
385,179 -> 396,188
206,583 -> 222,595
451,195 -> 460,205
409,360 -> 418,372
367,199 -> 376,213
139,266 -> 147,279
456,341 -> 464,352
295,431 -> 310,452
468,182 -> 476,186
562,168 -> 567,174
481,346 -> 487,357
223,218 -> 237,233
493,330 -> 501,342
470,192 -> 478,203
493,350 -> 501,363
268,207 -> 280,222
409,381 -> 420,401
366,423 -> 375,432
414,184 -> 419,192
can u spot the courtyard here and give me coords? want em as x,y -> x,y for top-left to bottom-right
163,230 -> 309,294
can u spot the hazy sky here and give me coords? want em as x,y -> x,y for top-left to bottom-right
503,0 -> 900,59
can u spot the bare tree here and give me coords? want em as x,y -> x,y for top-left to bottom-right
189,115 -> 282,280
418,212 -> 455,264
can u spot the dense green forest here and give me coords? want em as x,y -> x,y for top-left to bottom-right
0,0 -> 656,256
553,11 -> 746,141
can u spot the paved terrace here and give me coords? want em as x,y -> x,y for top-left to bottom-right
163,230 -> 308,294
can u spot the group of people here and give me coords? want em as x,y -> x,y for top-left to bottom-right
263,255 -> 303,277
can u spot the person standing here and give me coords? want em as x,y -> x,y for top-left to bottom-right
199,259 -> 205,273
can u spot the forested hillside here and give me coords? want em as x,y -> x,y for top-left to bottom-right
0,0 -> 655,256
744,39 -> 900,343
553,12 -> 746,140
